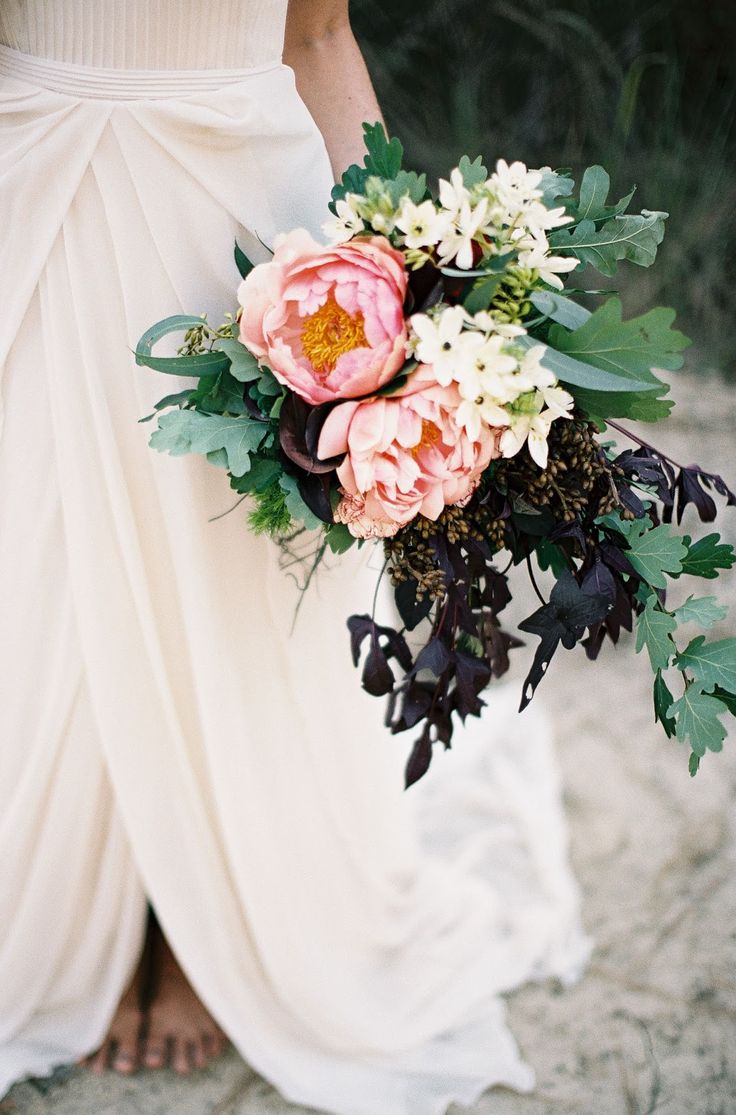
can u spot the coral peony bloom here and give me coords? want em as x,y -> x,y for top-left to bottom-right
238,229 -> 409,405
317,369 -> 500,539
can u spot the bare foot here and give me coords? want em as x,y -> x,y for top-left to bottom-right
82,951 -> 146,1074
142,922 -> 228,1074
80,911 -> 227,1076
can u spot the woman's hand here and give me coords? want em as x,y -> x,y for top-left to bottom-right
284,0 -> 384,179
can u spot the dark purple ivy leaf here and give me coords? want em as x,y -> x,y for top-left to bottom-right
482,570 -> 512,614
581,558 -> 617,604
346,615 -> 413,673
432,707 -> 453,746
362,644 -> 395,697
617,485 -> 648,518
413,638 -> 452,677
446,582 -> 478,635
394,578 -> 434,631
483,621 -> 523,677
518,631 -> 561,711
707,471 -> 736,507
519,572 -> 611,650
347,614 -> 375,666
549,518 -> 586,548
517,572 -> 610,708
582,622 -> 607,660
382,629 -> 414,673
405,725 -> 433,788
297,472 -> 334,524
390,682 -> 433,732
454,652 -> 491,718
675,468 -> 717,523
598,539 -> 638,579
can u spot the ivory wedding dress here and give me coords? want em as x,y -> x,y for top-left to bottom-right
0,3 -> 590,1112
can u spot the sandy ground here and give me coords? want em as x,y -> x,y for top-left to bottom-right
3,372 -> 735,1115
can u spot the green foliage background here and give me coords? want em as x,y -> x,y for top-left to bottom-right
351,0 -> 735,376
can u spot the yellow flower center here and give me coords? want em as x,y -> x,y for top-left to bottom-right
412,419 -> 441,457
301,292 -> 368,377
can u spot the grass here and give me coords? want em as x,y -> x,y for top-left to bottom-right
351,0 -> 736,377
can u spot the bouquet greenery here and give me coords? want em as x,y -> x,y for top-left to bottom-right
136,124 -> 735,786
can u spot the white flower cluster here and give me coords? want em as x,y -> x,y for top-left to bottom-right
410,306 -> 574,469
323,159 -> 579,289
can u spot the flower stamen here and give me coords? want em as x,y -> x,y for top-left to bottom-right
301,292 -> 367,377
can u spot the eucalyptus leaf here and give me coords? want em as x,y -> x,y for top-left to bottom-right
529,291 -> 591,331
135,315 -> 231,377
516,334 -> 660,395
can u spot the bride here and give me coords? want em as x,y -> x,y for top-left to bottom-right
0,2 -> 589,1111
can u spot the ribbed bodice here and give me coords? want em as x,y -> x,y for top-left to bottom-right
0,0 -> 288,69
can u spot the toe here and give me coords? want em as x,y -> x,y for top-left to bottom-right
172,1037 -> 191,1075
142,1042 -> 166,1069
191,1037 -> 208,1070
89,1040 -> 113,1074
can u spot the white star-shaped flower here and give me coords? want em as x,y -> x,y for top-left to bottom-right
409,306 -> 468,385
395,198 -> 450,249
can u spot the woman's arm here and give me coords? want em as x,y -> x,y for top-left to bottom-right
283,0 -> 384,179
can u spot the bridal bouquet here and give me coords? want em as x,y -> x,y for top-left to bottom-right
137,124 -> 735,785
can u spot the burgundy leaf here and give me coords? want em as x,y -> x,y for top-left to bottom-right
279,393 -> 341,474
404,726 -> 433,788
414,638 -> 452,677
362,644 -> 395,697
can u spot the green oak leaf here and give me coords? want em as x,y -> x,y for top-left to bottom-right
572,384 -> 674,423
636,596 -> 677,670
668,684 -> 729,756
537,168 -> 575,206
549,210 -> 668,275
229,456 -> 282,495
384,170 -> 428,207
217,337 -> 261,383
672,595 -> 728,628
548,299 -> 689,380
363,121 -> 404,178
149,409 -> 196,456
458,154 -> 488,188
150,409 -> 267,477
675,636 -> 736,692
572,165 -> 636,223
624,522 -> 688,588
325,523 -> 357,555
653,670 -> 677,738
679,534 -> 736,579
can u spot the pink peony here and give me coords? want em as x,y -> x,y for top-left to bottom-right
238,229 -> 409,405
317,369 -> 500,539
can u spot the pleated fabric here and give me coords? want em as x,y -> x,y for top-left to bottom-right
0,33 -> 590,1115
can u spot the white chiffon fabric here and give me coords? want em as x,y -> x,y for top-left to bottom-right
0,10 -> 590,1113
